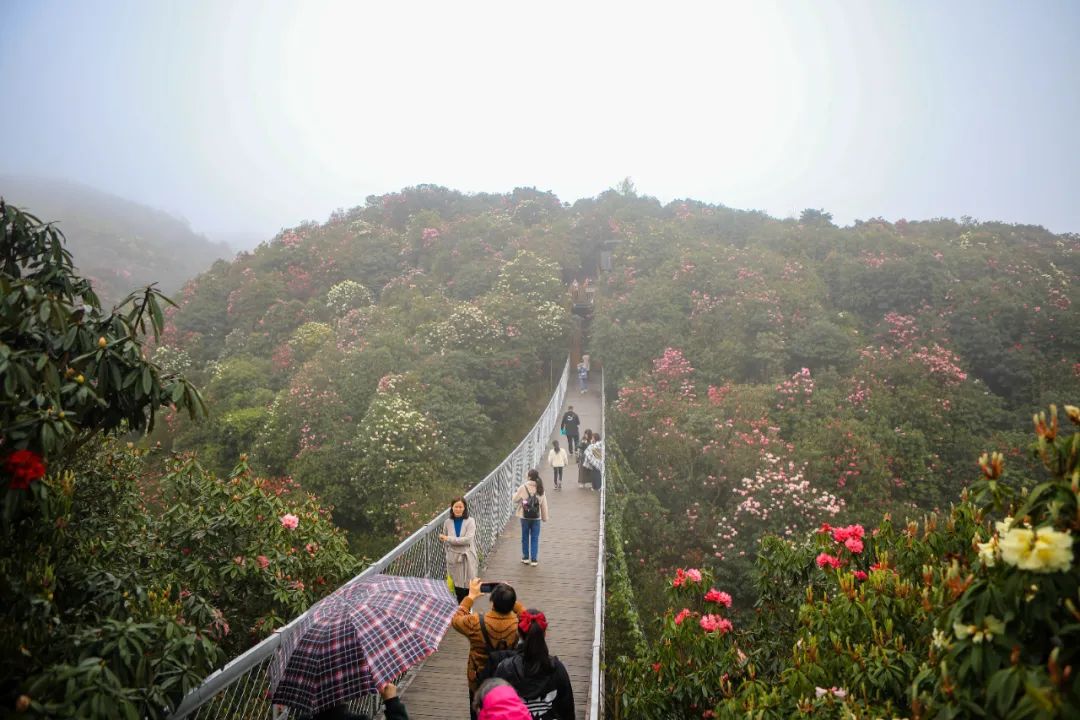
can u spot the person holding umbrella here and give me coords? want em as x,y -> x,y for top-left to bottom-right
270,576 -> 457,719
302,683 -> 408,720
451,579 -> 526,719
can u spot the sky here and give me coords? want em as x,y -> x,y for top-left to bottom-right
1,0 -> 1078,243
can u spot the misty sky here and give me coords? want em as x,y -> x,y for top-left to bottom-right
1,0 -> 1078,241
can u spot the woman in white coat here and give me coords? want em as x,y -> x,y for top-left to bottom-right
439,497 -> 478,603
547,440 -> 569,490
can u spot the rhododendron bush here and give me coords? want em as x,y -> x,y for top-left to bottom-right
0,205 -> 356,718
608,407 -> 1079,718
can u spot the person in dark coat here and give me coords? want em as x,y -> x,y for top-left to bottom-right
559,407 -> 580,455
306,682 -> 408,720
494,609 -> 574,719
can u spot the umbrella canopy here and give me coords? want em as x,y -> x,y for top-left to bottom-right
269,575 -> 456,714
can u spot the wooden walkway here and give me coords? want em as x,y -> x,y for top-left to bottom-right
402,389 -> 603,719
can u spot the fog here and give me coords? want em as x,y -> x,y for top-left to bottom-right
1,0 -> 1078,243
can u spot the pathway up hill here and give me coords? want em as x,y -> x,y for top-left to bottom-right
402,389 -> 603,719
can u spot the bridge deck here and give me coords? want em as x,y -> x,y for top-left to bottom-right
402,388 -> 602,719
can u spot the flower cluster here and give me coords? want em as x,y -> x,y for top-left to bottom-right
4,449 -> 47,490
815,524 -> 867,571
775,367 -> 814,410
672,567 -> 703,587
976,517 -> 1073,573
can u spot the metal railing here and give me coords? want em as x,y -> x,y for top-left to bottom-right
170,358 -> 570,719
587,369 -> 606,720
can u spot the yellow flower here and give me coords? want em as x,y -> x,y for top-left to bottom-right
1000,526 -> 1073,573
975,535 -> 998,567
953,616 -> 1005,643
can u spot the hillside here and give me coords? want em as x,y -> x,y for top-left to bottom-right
159,185 -> 575,551
0,175 -> 230,303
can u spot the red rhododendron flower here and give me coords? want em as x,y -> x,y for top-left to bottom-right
853,570 -> 868,581
844,537 -> 864,554
816,552 -> 842,569
704,588 -> 733,607
699,614 -> 733,634
4,449 -> 46,490
674,608 -> 692,625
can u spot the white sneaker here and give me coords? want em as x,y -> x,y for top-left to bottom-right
530,560 -> 538,566
521,558 -> 529,564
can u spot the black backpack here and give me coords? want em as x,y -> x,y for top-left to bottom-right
476,614 -> 518,684
522,489 -> 541,519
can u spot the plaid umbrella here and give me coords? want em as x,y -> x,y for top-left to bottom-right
269,575 -> 456,714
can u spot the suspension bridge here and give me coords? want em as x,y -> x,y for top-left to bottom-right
169,358 -> 606,719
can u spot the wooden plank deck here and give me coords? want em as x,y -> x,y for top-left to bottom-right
402,389 -> 603,719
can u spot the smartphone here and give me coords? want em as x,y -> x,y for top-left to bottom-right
480,582 -> 500,593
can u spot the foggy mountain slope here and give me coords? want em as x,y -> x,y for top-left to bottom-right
0,175 -> 231,304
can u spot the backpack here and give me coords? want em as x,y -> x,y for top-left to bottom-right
476,614 -> 518,684
521,489 -> 541,519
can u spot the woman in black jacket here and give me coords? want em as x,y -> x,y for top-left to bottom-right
494,609 -> 574,719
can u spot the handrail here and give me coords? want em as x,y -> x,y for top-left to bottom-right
587,368 -> 606,720
169,358 -> 570,719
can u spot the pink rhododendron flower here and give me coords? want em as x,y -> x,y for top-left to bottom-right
831,524 -> 865,543
686,568 -> 703,583
699,614 -> 733,634
844,537 -> 864,554
704,588 -> 733,607
280,513 -> 300,530
853,570 -> 868,581
674,608 -> 692,625
305,542 -> 318,556
257,555 -> 270,569
816,552 -> 842,569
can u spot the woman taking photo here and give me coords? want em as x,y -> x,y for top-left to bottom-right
547,440 -> 568,491
495,608 -> 575,719
439,497 -> 478,603
513,469 -> 549,566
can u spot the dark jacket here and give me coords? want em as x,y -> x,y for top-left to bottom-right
560,411 -> 580,435
494,654 -> 575,719
307,697 -> 408,720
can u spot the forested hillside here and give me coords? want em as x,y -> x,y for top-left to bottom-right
588,190 -> 1079,717
0,176 -> 230,303
155,185 -> 575,551
3,184 -> 1077,718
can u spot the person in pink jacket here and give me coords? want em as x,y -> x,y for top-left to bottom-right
474,678 -> 531,720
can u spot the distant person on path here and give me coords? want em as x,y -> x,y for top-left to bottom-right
513,469 -> 549,565
547,440 -> 568,491
560,407 -> 580,455
577,430 -> 592,488
576,361 -> 588,393
439,497 -> 478,603
452,580 -> 526,719
582,433 -> 604,491
495,608 -> 575,719
474,678 -> 532,720
581,353 -> 590,372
